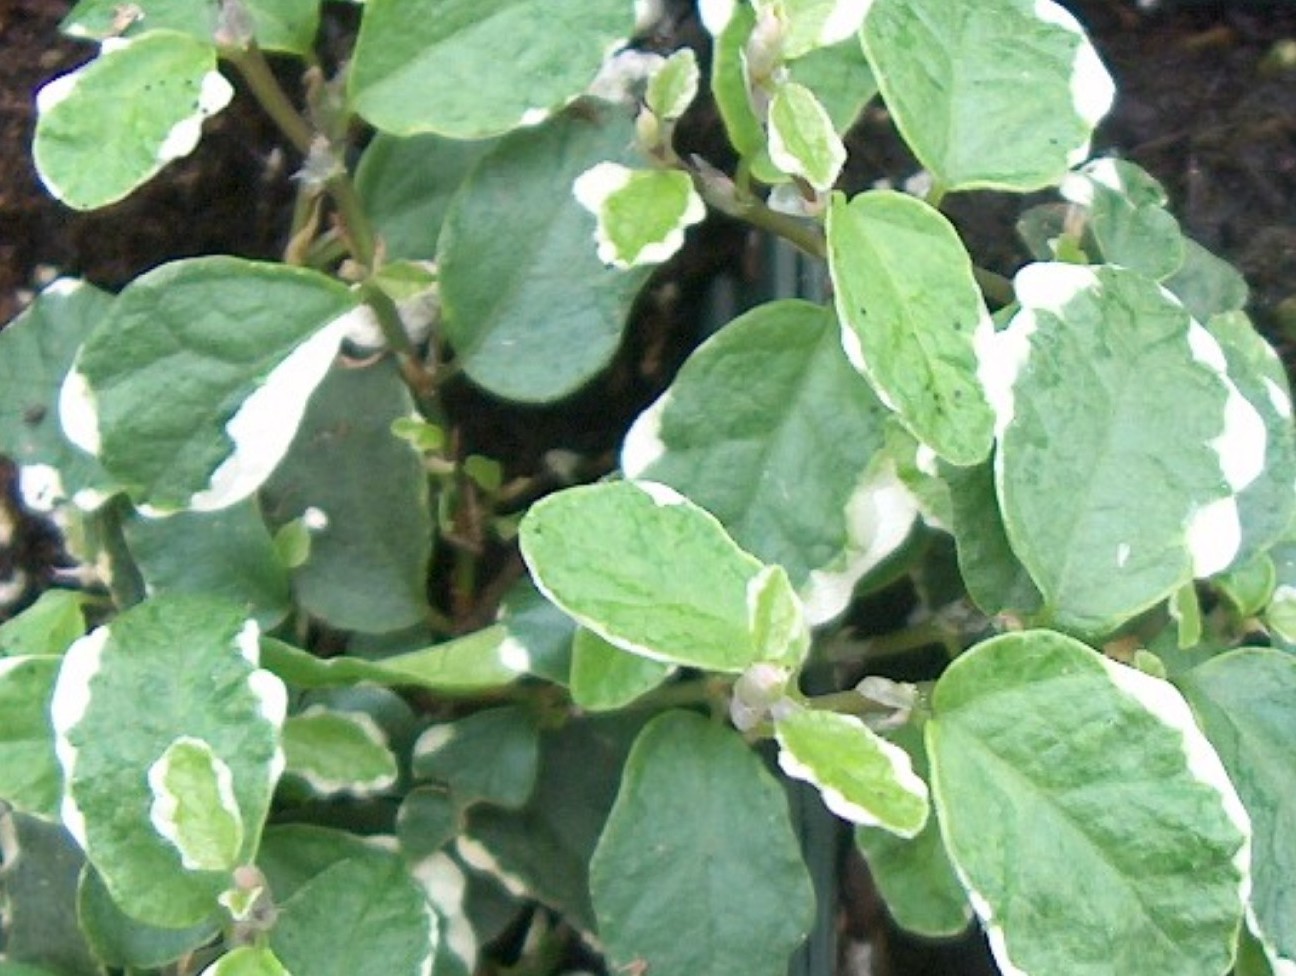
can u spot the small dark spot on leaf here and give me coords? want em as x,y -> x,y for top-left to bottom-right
23,405 -> 46,425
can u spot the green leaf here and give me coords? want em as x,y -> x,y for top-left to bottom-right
396,787 -> 459,862
758,0 -> 870,58
775,707 -> 928,836
704,1 -> 763,157
62,257 -> 359,513
349,0 -> 633,138
590,711 -> 814,976
621,299 -> 910,625
147,736 -> 244,872
573,164 -> 705,269
569,628 -> 674,711
827,190 -> 996,465
0,279 -> 114,499
438,108 -> 652,401
282,708 -> 398,798
266,835 -> 436,976
200,946 -> 291,976
787,36 -> 877,134
521,480 -> 792,672
355,134 -> 498,261
855,725 -> 971,938
49,596 -> 286,927
0,590 -> 87,657
0,812 -> 102,976
123,500 -> 291,629
78,865 -> 219,971
987,263 -> 1269,633
61,0 -> 320,54
1166,238 -> 1250,324
1215,555 -> 1276,619
260,358 -> 431,633
1178,649 -> 1296,975
496,580 -> 578,685
927,630 -> 1250,976
412,707 -> 539,811
767,82 -> 845,190
0,657 -> 63,818
34,32 -> 233,210
861,0 -> 1113,191
1060,157 -> 1185,279
645,48 -> 699,121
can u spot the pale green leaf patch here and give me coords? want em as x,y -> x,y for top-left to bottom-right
0,656 -> 64,819
756,0 -> 872,59
573,164 -> 705,269
570,629 -> 674,712
767,82 -> 845,191
199,946 -> 291,976
60,257 -> 359,514
282,708 -> 399,798
147,737 -> 244,872
61,0 -> 320,55
774,707 -> 928,836
34,32 -> 233,210
928,630 -> 1251,976
861,0 -> 1114,191
747,564 -> 811,667
0,590 -> 86,658
827,190 -> 996,465
521,480 -> 805,672
590,712 -> 815,976
645,48 -> 699,122
349,0 -> 633,138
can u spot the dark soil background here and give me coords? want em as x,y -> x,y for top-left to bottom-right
1,2 -> 1294,974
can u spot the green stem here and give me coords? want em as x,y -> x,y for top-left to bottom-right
221,44 -> 314,155
326,172 -> 379,270
689,162 -> 827,259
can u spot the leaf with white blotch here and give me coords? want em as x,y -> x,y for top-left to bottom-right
766,82 -> 845,190
788,37 -> 878,134
570,628 -> 674,711
861,0 -> 1113,191
258,828 -> 436,976
1204,311 -> 1296,569
757,0 -> 870,58
622,299 -> 909,626
1178,649 -> 1296,976
646,48 -> 699,121
591,712 -> 814,976
200,946 -> 290,976
1166,238 -> 1250,325
775,707 -> 928,836
78,865 -> 219,971
355,133 -> 498,261
147,736 -> 244,872
61,257 -> 359,513
413,707 -> 539,811
705,0 -> 763,157
50,596 -> 286,928
0,657 -> 64,819
261,358 -> 431,633
0,280 -> 114,499
0,812 -> 101,976
0,590 -> 86,658
855,725 -> 971,938
573,164 -> 705,269
349,0 -> 633,138
34,32 -> 232,210
522,480 -> 804,672
62,0 -> 319,54
439,108 -> 652,401
282,708 -> 398,798
927,630 -> 1250,976
1060,157 -> 1184,280
827,190 -> 995,465
986,263 -> 1268,634
124,500 -> 291,630
496,580 -> 578,685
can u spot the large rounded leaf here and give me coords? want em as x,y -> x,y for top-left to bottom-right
349,0 -> 633,138
927,630 -> 1250,976
590,712 -> 814,976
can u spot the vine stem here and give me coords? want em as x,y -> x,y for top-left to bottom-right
689,156 -> 827,259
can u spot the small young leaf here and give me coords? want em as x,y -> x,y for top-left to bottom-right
645,48 -> 699,122
521,480 -> 792,672
827,190 -> 996,465
147,737 -> 244,873
199,946 -> 291,976
61,257 -> 359,513
590,711 -> 814,976
349,0 -> 633,138
1178,649 -> 1296,975
767,82 -> 846,190
282,708 -> 398,798
704,0 -> 764,157
928,630 -> 1250,976
861,0 -> 1114,191
573,164 -> 705,269
569,628 -> 674,712
61,0 -> 319,54
34,32 -> 233,210
775,708 -> 928,836
1060,157 -> 1185,279
1166,238 -> 1250,324
757,0 -> 871,59
412,708 -> 539,811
